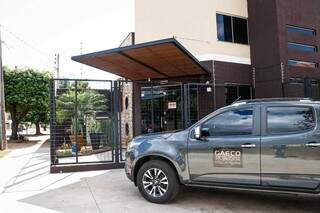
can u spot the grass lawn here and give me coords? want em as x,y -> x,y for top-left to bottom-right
0,150 -> 10,159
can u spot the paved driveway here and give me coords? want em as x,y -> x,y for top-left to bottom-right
0,136 -> 319,213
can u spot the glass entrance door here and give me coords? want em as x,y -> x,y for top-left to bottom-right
141,83 -> 183,134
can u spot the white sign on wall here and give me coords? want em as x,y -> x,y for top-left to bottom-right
168,102 -> 177,109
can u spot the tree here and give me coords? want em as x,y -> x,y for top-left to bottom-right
4,66 -> 51,139
23,109 -> 50,135
56,81 -> 108,128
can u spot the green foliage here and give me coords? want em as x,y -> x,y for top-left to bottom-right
23,110 -> 49,126
4,66 -> 51,111
56,81 -> 108,135
4,66 -> 52,139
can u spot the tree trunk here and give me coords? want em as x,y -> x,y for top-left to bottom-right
11,118 -> 19,140
35,122 -> 41,135
10,106 -> 19,140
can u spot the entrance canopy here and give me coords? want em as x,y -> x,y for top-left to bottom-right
71,38 -> 209,80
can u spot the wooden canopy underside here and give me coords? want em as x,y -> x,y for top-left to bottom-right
71,38 -> 209,80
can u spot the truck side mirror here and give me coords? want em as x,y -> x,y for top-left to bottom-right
194,126 -> 201,140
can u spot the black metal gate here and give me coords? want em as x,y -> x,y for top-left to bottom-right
50,79 -> 124,173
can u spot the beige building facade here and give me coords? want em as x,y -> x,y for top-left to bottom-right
135,0 -> 250,64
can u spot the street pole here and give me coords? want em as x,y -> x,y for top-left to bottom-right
0,26 -> 7,150
54,53 -> 60,78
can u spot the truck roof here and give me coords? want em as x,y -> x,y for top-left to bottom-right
231,98 -> 320,106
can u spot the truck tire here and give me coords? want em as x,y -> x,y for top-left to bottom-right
137,159 -> 180,203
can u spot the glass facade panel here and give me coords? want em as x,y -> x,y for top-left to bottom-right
288,59 -> 318,69
140,84 -> 183,134
216,14 -> 232,42
286,25 -> 316,36
288,42 -> 317,52
233,17 -> 249,44
141,84 -> 252,134
226,85 -> 252,105
216,14 -> 248,44
188,85 -> 199,125
141,88 -> 153,134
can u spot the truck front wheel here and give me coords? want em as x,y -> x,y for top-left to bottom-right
136,159 -> 180,203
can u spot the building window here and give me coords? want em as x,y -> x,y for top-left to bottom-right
217,14 -> 232,42
288,59 -> 318,69
216,14 -> 248,45
267,107 -> 315,134
288,42 -> 317,52
289,78 -> 318,86
286,25 -> 316,36
225,85 -> 252,105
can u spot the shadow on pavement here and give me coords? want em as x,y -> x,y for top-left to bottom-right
3,138 -> 50,193
20,169 -> 320,213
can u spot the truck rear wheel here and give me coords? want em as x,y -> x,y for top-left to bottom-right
137,159 -> 180,203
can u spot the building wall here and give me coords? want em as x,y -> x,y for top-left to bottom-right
120,82 -> 133,147
200,60 -> 252,109
248,0 -> 320,98
135,0 -> 250,60
247,0 -> 283,98
276,0 -> 320,79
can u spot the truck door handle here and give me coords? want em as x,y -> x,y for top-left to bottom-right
241,143 -> 256,148
305,142 -> 320,147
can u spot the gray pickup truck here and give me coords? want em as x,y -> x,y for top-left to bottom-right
125,98 -> 320,203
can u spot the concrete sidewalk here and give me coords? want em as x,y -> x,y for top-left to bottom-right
0,136 -> 108,213
0,136 -> 319,213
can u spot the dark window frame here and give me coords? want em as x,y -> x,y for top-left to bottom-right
266,106 -> 316,135
286,25 -> 316,36
288,59 -> 319,69
287,42 -> 318,52
216,13 -> 249,45
202,107 -> 254,137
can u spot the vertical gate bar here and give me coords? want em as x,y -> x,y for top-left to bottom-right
110,81 -> 114,162
183,84 -> 189,128
118,81 -> 122,161
49,79 -> 56,166
75,80 -> 78,163
113,81 -> 120,164
151,81 -> 154,133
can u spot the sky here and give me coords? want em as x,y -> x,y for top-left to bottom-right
0,0 -> 134,80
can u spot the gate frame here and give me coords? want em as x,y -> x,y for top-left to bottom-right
50,78 -> 124,173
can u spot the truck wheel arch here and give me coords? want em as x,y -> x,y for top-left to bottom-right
133,155 -> 181,186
